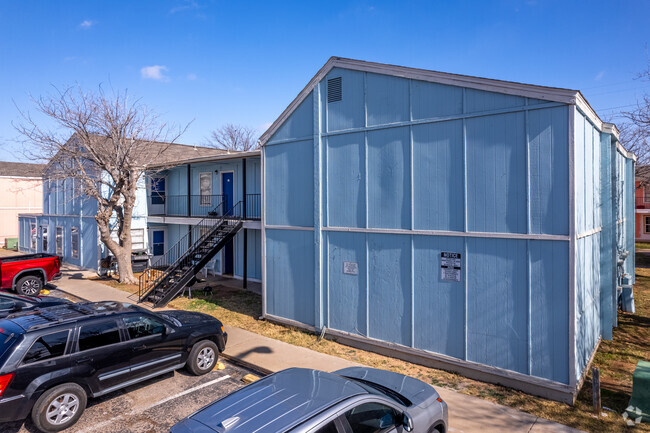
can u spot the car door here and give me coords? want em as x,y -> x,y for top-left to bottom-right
122,313 -> 185,381
11,329 -> 72,394
68,318 -> 134,395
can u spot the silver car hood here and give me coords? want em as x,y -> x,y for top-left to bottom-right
333,366 -> 439,408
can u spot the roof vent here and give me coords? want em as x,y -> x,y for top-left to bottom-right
327,77 -> 342,103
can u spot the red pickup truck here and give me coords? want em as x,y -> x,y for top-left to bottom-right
0,253 -> 62,296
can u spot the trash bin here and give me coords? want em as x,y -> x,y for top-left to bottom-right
131,249 -> 150,273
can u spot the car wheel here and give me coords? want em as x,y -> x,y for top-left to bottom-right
31,383 -> 87,433
187,340 -> 219,375
16,275 -> 42,296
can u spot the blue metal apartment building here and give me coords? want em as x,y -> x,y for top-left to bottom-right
17,58 -> 636,403
259,57 -> 636,402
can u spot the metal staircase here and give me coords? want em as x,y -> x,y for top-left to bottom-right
138,201 -> 243,308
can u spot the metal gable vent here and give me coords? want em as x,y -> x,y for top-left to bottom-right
327,77 -> 342,103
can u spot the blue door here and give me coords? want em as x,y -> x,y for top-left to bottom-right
222,172 -> 233,213
221,172 -> 234,274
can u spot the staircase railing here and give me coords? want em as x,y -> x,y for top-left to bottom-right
138,201 -> 243,303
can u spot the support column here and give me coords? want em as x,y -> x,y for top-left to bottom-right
187,164 -> 191,217
242,157 -> 247,289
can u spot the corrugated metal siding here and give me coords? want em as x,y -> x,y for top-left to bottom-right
367,233 -> 412,346
270,93 -> 314,142
599,133 -> 615,340
326,133 -> 365,228
266,229 -> 315,326
326,68 -> 365,132
466,113 -> 526,234
263,69 -> 634,391
265,139 -> 314,227
412,121 -> 464,231
413,235 -> 465,359
530,240 -> 569,383
467,238 -> 528,374
326,231 -> 367,336
528,106 -> 569,235
367,127 -> 411,229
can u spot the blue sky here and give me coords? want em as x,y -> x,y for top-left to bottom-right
1,0 -> 648,162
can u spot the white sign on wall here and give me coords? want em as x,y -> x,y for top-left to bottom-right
343,261 -> 359,275
441,252 -> 461,282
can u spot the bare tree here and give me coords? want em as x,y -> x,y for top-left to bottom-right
622,64 -> 650,169
206,124 -> 259,151
15,86 -> 184,284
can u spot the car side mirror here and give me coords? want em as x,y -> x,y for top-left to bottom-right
402,412 -> 413,432
164,325 -> 173,335
10,305 -> 22,313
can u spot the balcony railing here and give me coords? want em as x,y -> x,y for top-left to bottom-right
148,194 -> 260,220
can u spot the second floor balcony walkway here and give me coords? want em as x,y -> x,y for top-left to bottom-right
148,194 -> 261,220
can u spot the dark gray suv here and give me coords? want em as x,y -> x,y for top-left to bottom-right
171,367 -> 447,433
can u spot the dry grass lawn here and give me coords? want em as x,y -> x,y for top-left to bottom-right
94,263 -> 650,433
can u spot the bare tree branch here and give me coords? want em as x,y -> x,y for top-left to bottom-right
205,124 -> 259,152
14,85 -> 187,284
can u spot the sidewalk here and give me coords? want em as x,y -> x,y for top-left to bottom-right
51,267 -> 584,433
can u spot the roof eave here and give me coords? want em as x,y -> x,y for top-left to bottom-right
146,149 -> 261,169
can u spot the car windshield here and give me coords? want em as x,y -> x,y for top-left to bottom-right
157,313 -> 181,327
344,377 -> 412,407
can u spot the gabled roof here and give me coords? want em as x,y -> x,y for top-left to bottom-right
0,161 -> 45,178
45,134 -> 228,173
259,57 -> 618,148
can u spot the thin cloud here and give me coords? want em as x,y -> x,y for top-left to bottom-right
594,70 -> 606,81
79,20 -> 95,29
141,65 -> 170,82
169,0 -> 199,14
187,73 -> 197,81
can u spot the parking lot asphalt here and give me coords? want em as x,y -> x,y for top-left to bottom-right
0,359 -> 257,433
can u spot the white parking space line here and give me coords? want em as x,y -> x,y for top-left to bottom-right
77,374 -> 231,433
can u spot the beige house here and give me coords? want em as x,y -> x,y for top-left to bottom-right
0,162 -> 44,248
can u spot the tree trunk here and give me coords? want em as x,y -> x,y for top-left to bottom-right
96,206 -> 138,285
114,247 -> 136,284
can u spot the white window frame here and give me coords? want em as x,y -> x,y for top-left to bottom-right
199,172 -> 212,206
71,227 -> 80,259
55,226 -> 63,256
42,225 -> 49,253
30,222 -> 37,251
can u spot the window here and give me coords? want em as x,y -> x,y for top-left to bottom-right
644,186 -> 650,203
151,177 -> 166,205
56,226 -> 63,255
22,330 -> 69,364
344,402 -> 399,433
645,216 -> 650,234
78,321 -> 121,351
42,226 -> 48,252
314,421 -> 339,433
200,172 -> 212,206
71,227 -> 79,259
131,228 -> 145,250
123,315 -> 165,339
152,230 -> 165,256
110,228 -> 145,250
30,222 -> 37,250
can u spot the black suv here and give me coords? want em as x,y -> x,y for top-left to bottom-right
0,301 -> 227,432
